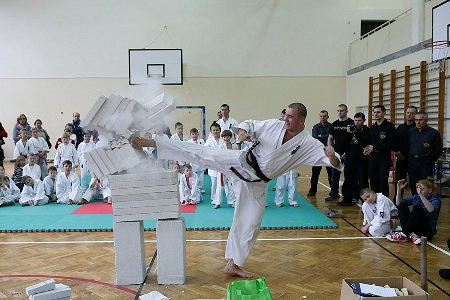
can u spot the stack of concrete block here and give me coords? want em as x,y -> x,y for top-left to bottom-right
81,93 -> 174,134
26,280 -> 71,300
157,218 -> 186,284
110,170 -> 180,222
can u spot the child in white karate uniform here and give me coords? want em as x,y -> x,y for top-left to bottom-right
0,166 -> 20,201
360,188 -> 398,237
54,133 -> 78,173
204,122 -> 225,209
77,131 -> 95,192
187,128 -> 206,194
56,160 -> 82,205
220,130 -> 237,207
79,175 -> 112,204
179,164 -> 200,205
170,122 -> 188,170
13,129 -> 29,160
19,175 -> 49,206
23,153 -> 41,181
0,176 -> 15,206
274,169 -> 299,208
43,166 -> 58,202
28,127 -> 49,179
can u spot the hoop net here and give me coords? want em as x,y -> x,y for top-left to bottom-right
424,40 -> 450,73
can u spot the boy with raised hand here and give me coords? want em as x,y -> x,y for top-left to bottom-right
56,160 -> 82,205
43,166 -> 58,202
19,175 -> 48,206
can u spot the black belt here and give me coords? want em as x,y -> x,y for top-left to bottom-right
410,155 -> 432,159
230,141 -> 271,183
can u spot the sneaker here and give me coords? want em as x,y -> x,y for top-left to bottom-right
337,200 -> 354,206
386,232 -> 408,242
214,204 -> 220,209
276,203 -> 283,208
409,232 -> 421,245
307,191 -> 316,196
325,195 -> 339,201
290,203 -> 299,207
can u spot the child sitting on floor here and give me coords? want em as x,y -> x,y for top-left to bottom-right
23,153 -> 41,181
12,156 -> 26,191
0,175 -> 15,206
179,164 -> 200,205
360,188 -> 398,237
79,175 -> 112,204
43,166 -> 58,202
0,165 -> 20,201
56,160 -> 82,205
19,175 -> 49,206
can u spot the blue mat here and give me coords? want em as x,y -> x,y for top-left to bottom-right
0,176 -> 336,232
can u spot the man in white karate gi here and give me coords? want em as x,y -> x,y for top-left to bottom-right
131,103 -> 343,277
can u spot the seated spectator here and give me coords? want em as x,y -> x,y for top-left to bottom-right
34,119 -> 51,148
0,121 -> 7,167
79,175 -> 112,204
12,114 -> 31,144
55,160 -> 82,205
13,129 -> 29,160
23,153 -> 41,180
43,166 -> 58,202
0,175 -> 15,206
0,166 -> 20,201
387,178 -> 441,244
179,164 -> 200,205
54,124 -> 76,150
19,175 -> 48,206
12,156 -> 26,191
360,188 -> 398,237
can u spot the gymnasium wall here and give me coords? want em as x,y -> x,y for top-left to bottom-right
0,0 -> 410,158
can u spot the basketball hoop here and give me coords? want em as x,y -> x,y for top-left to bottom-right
424,40 -> 450,73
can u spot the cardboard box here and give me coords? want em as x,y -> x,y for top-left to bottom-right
340,276 -> 429,299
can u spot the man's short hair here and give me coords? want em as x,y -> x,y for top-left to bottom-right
416,111 -> 428,120
48,166 -> 57,172
62,160 -> 72,167
288,103 -> 307,118
210,122 -> 221,131
373,104 -> 386,112
407,105 -> 418,112
190,128 -> 198,134
354,112 -> 366,120
221,130 -> 232,137
320,110 -> 328,115
221,104 -> 230,110
338,104 -> 348,111
174,122 -> 183,128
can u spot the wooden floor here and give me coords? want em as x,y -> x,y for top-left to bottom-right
0,163 -> 448,299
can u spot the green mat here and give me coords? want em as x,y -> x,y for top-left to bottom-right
0,176 -> 336,232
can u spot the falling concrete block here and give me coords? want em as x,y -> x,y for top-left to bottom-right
81,95 -> 107,129
114,220 -> 146,285
157,218 -> 186,285
29,284 -> 71,300
25,279 -> 56,296
114,211 -> 179,223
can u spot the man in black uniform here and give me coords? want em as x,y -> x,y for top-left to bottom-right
308,110 -> 332,196
364,105 -> 396,198
394,105 -> 417,198
406,111 -> 442,194
338,112 -> 370,206
326,104 -> 353,201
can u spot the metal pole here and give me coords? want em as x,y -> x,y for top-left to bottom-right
420,236 -> 428,292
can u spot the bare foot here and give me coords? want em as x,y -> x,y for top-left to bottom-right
224,260 -> 253,278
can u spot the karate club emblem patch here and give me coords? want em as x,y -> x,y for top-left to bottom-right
423,142 -> 430,149
291,145 -> 301,155
379,132 -> 386,140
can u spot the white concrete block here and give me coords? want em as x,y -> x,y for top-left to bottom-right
112,192 -> 179,203
96,148 -> 117,175
114,220 -> 146,285
110,170 -> 178,183
112,197 -> 179,209
98,96 -> 122,128
112,185 -> 178,196
25,279 -> 55,296
157,218 -> 186,285
81,95 -> 107,129
113,204 -> 179,216
105,149 -> 122,174
29,284 -> 71,300
84,151 -> 105,178
114,211 -> 179,222
111,177 -> 178,189
90,149 -> 110,176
